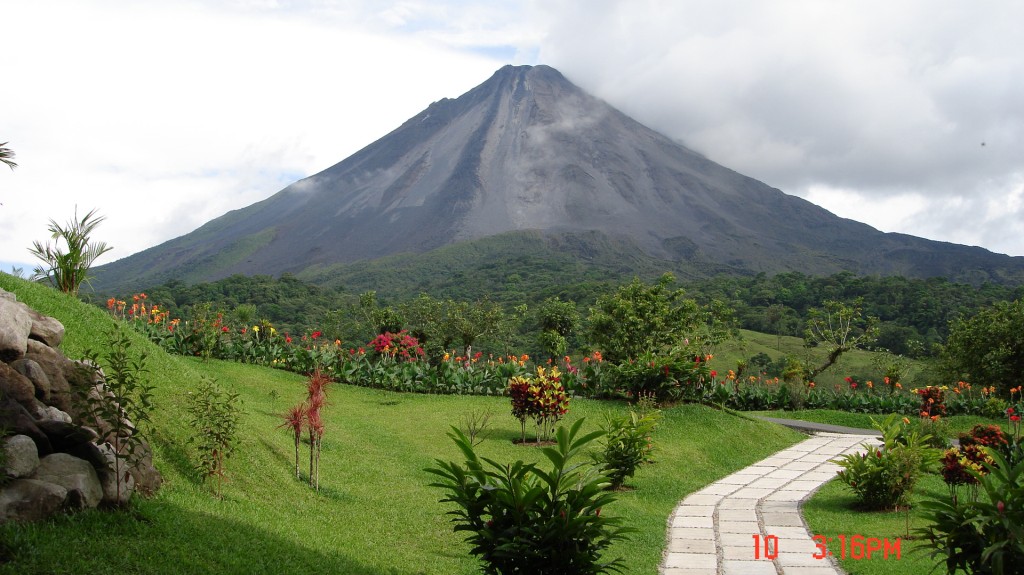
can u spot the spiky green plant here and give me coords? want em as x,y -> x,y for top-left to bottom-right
28,207 -> 112,295
0,141 -> 16,170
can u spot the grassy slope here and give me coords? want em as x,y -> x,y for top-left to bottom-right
711,329 -> 927,389
0,276 -> 803,575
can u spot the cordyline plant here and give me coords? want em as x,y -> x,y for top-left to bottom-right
425,419 -> 634,575
278,404 -> 306,480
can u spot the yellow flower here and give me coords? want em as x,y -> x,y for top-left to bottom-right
253,325 -> 260,333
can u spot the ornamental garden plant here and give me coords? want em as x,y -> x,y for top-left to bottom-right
425,420 -> 634,575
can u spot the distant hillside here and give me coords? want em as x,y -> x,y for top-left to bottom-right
92,64 -> 1024,293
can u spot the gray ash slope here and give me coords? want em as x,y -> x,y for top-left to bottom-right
93,65 -> 1024,291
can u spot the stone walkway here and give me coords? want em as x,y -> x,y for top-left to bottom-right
660,431 -> 882,575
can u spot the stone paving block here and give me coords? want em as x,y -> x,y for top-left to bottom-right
695,482 -> 741,496
761,511 -> 805,526
719,497 -> 759,509
788,479 -> 828,491
681,493 -> 723,506
765,489 -> 809,502
718,509 -> 758,522
778,549 -> 833,567
760,499 -> 800,511
730,487 -> 775,499
669,527 -> 715,540
663,552 -> 717,569
722,543 -> 755,560
783,460 -> 819,471
758,525 -> 812,539
718,520 -> 759,533
758,456 -> 797,466
722,559 -> 778,575
719,531 -> 757,546
671,514 -> 713,529
748,476 -> 790,489
669,537 -> 716,554
662,568 -> 717,575
675,505 -> 715,516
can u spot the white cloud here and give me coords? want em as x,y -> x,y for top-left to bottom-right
3,0 -> 1022,277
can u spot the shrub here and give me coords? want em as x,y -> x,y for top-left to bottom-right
507,367 -> 569,443
186,378 -> 242,497
81,326 -> 155,505
834,414 -> 938,510
917,449 -> 1024,575
425,420 -> 633,575
597,406 -> 662,489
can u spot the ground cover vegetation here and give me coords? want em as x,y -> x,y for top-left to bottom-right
9,209 -> 1024,574
1,273 -> 808,574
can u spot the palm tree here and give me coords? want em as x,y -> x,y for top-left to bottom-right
0,142 -> 16,170
28,207 -> 113,295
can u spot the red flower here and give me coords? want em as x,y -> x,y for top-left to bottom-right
1012,415 -> 1021,422
710,370 -> 717,379
221,326 -> 229,332
1008,407 -> 1016,415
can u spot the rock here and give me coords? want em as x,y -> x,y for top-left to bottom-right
24,342 -> 74,413
36,420 -> 99,453
36,406 -> 73,423
95,443 -> 135,506
0,362 -> 34,403
9,358 -> 51,402
0,297 -> 32,362
0,398 -> 52,456
2,435 -> 40,479
0,478 -> 68,522
25,307 -> 64,348
33,453 -> 102,510
128,441 -> 162,497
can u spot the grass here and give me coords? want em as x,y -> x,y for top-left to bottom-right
0,275 -> 805,574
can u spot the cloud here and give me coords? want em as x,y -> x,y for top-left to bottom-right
536,0 -> 1024,255
3,0 -> 1022,273
1,0 -> 503,267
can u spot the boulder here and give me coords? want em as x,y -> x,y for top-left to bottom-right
32,453 -> 102,510
127,440 -> 162,496
25,307 -> 65,348
36,420 -> 99,453
24,342 -> 74,413
0,398 -> 52,456
2,434 -> 40,479
0,297 -> 31,362
95,443 -> 135,507
0,362 -> 34,403
9,358 -> 51,402
0,478 -> 68,523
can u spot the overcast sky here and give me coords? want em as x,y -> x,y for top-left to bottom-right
3,0 -> 1022,276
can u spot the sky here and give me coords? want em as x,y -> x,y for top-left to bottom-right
3,0 -> 1022,275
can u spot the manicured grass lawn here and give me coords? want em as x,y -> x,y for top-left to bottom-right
0,276 -> 805,574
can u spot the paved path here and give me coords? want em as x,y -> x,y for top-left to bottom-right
660,431 -> 882,575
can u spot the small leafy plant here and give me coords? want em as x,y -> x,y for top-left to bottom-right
81,326 -> 155,506
597,405 -> 662,490
425,419 -> 634,575
917,448 -> 1024,575
186,377 -> 241,497
833,414 -> 937,510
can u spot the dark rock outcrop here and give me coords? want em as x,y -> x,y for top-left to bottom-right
0,287 -> 161,523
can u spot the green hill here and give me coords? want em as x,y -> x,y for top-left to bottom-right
0,274 -> 804,574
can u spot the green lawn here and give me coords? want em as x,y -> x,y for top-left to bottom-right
0,276 -> 806,574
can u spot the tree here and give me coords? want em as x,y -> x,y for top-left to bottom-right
536,297 -> 580,360
0,141 -> 16,170
941,298 -> 1024,396
802,298 -> 878,381
587,273 -> 732,363
28,207 -> 113,295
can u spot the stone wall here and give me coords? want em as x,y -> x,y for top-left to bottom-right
0,287 -> 161,522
